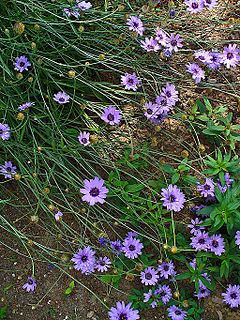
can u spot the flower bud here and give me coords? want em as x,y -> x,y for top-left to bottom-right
14,22 -> 25,35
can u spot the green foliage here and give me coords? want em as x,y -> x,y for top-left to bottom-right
0,306 -> 7,320
64,281 -> 75,296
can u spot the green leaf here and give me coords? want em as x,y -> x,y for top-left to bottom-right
125,184 -> 145,193
64,287 -> 73,295
175,272 -> 191,280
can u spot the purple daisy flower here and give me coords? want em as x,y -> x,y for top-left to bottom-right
77,1 -> 92,10
221,44 -> 240,69
95,256 -> 111,272
63,7 -> 80,18
204,0 -> 218,9
108,301 -> 140,320
126,16 -> 145,36
194,50 -> 212,64
155,28 -> 168,46
155,93 -> 171,110
78,131 -> 90,146
0,161 -> 17,179
140,37 -> 161,52
209,234 -> 225,256
110,240 -> 123,254
191,231 -> 210,251
163,49 -> 173,58
222,284 -> 240,308
197,178 -> 215,198
216,172 -> 233,193
235,231 -> 240,248
150,301 -> 158,308
53,209 -> 63,221
161,83 -> 179,106
166,34 -> 183,53
143,289 -> 153,302
143,102 -> 162,120
80,177 -> 108,206
99,237 -> 109,247
121,73 -> 141,91
158,260 -> 176,279
126,231 -> 138,239
154,284 -> 172,304
186,63 -> 205,84
122,236 -> 144,259
184,0 -> 204,13
22,277 -> 37,292
0,123 -> 10,140
160,184 -> 186,212
101,106 -> 122,125
71,246 -> 96,274
205,51 -> 222,70
168,305 -> 187,320
140,267 -> 159,286
14,55 -> 31,73
18,102 -> 35,111
195,283 -> 211,299
53,91 -> 70,104
188,217 -> 205,235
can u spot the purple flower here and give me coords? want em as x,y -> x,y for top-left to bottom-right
168,305 -> 187,320
197,178 -> 215,198
194,50 -> 212,64
163,49 -> 173,58
121,73 -> 141,91
101,106 -> 122,125
191,204 -> 207,216
161,83 -> 179,106
161,184 -> 186,212
14,55 -> 31,73
150,301 -> 158,308
63,7 -> 80,18
186,63 -> 205,83
80,177 -> 108,206
155,28 -> 168,46
154,284 -> 172,304
122,236 -> 143,259
22,277 -> 37,292
71,246 -> 96,274
205,51 -> 222,70
221,44 -> 240,69
143,289 -> 153,302
158,260 -> 176,279
78,131 -> 90,146
169,9 -> 176,18
53,209 -> 63,221
126,16 -> 145,36
53,91 -> 70,104
140,267 -> 159,286
155,94 -> 171,110
222,284 -> 240,308
99,237 -> 109,247
0,123 -> 10,140
235,231 -> 240,248
188,217 -> 205,235
166,34 -> 183,53
126,231 -> 138,239
209,234 -> 225,256
141,37 -> 161,52
195,283 -> 211,299
204,0 -> 218,9
77,1 -> 92,10
144,102 -> 161,120
18,102 -> 35,111
108,301 -> 140,320
216,172 -> 233,193
110,240 -> 123,254
0,161 -> 17,179
184,0 -> 204,13
191,231 -> 210,251
95,256 -> 111,272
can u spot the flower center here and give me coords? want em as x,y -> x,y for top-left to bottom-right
192,3 -> 199,9
19,61 -> 25,67
81,138 -> 88,144
147,109 -> 153,114
175,310 -> 182,315
127,78 -> 134,84
166,91 -> 171,98
6,167 -> 12,172
199,238 -> 205,244
119,313 -> 128,320
212,240 -> 219,248
90,187 -> 100,197
169,195 -> 176,202
230,293 -> 237,299
28,279 -> 33,285
81,255 -> 88,262
204,184 -> 211,190
163,265 -> 169,271
129,244 -> 136,251
171,40 -> 177,46
107,114 -> 114,121
59,97 -> 65,102
227,52 -> 233,59
145,272 -> 153,280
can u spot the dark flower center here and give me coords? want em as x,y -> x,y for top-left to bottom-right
81,255 -> 88,262
160,290 -> 166,297
19,61 -> 25,67
166,91 -> 171,98
206,0 -> 211,3
59,97 -> 65,102
81,138 -> 88,144
90,187 -> 100,197
199,55 -> 204,60
163,265 -> 169,271
169,195 -> 176,202
147,109 -> 153,114
107,114 -> 114,121
199,238 -> 205,244
230,292 -> 237,299
0,130 -> 3,134
211,55 -> 217,62
28,279 -> 34,285
212,240 -> 219,248
200,288 -> 206,293
175,310 -> 182,315
133,22 -> 139,28
145,272 -> 153,280
227,52 -> 233,59
127,78 -> 134,84
171,40 -> 177,46
119,313 -> 128,320
192,3 -> 199,9
6,167 -> 12,172
129,244 -> 136,251
99,261 -> 105,266
204,184 -> 211,190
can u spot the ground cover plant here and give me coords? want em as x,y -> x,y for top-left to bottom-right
0,0 -> 240,319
